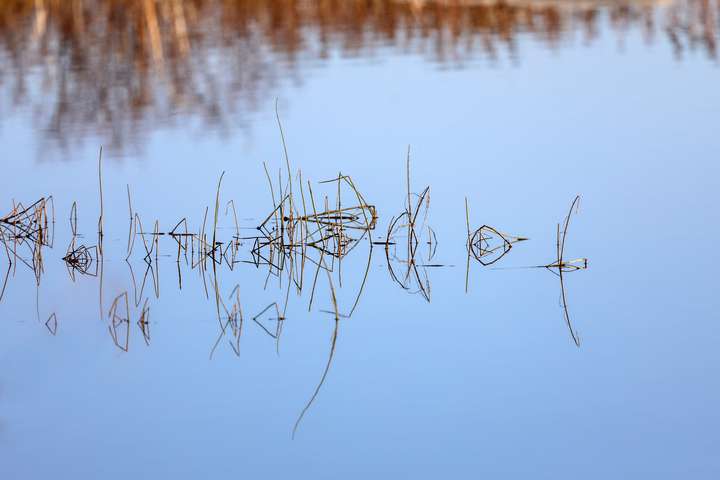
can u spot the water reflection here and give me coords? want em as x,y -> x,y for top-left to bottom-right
0,0 -> 716,152
0,142 -> 589,435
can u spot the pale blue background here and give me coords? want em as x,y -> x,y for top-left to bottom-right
0,9 -> 719,479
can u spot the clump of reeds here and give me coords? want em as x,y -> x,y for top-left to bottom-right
0,196 -> 55,285
239,103 -> 377,327
377,147 -> 441,302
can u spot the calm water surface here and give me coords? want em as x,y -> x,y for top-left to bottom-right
1,1 -> 719,478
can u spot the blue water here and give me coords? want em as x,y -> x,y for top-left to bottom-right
1,2 -> 719,478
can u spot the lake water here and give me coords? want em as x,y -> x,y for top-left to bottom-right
1,1 -> 719,478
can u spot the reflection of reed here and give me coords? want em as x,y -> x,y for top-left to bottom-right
0,1 -> 716,151
0,143 -> 593,435
544,195 -> 587,348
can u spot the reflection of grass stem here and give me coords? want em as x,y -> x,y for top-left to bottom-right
97,146 -> 104,254
545,195 -> 586,347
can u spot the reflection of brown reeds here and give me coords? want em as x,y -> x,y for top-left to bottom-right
464,196 -> 528,291
209,284 -> 245,359
545,195 -> 587,347
0,1 -> 714,151
464,197 -> 528,291
108,292 -> 130,352
45,312 -> 57,335
379,147 -> 443,302
97,147 -> 104,253
0,196 -> 55,285
107,290 -> 152,351
63,202 -> 99,281
137,298 -> 151,346
63,243 -> 98,280
0,167 -> 595,439
0,252 -> 10,304
225,111 -> 375,437
0,113 -> 596,433
247,117 -> 376,319
467,225 -> 527,266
